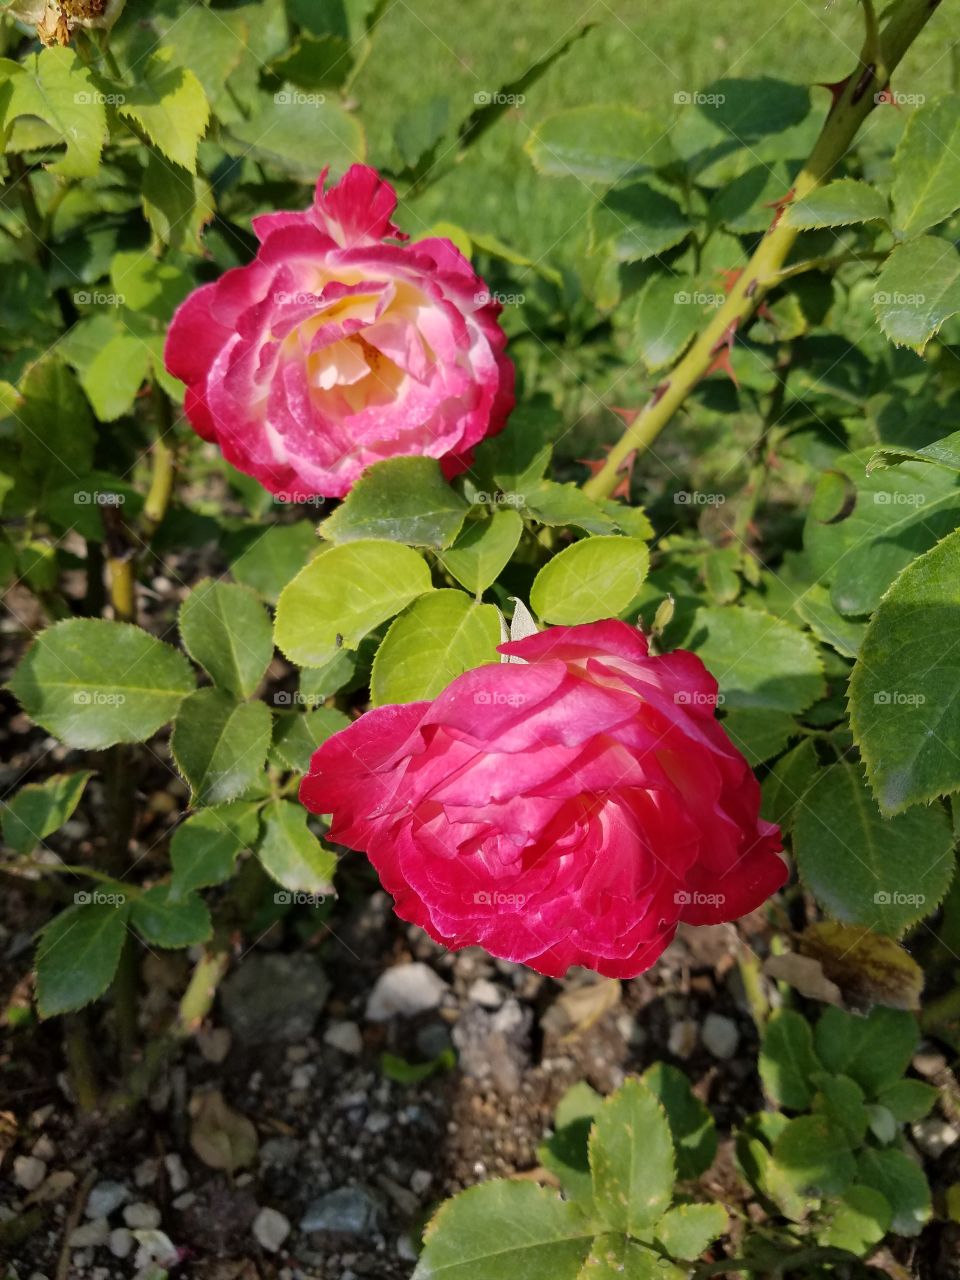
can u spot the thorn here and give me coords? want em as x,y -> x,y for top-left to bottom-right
650,381 -> 670,408
816,76 -> 851,112
765,187 -> 795,231
610,405 -> 641,426
612,449 -> 636,500
716,267 -> 744,295
705,321 -> 740,388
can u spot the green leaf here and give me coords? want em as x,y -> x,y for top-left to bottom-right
850,529 -> 960,814
370,591 -> 500,707
641,1062 -> 716,1181
763,740 -> 819,835
229,520 -> 321,603
856,1148 -> 931,1236
631,275 -> 701,372
700,77 -> 811,142
319,458 -> 469,549
256,798 -> 336,894
591,183 -> 691,263
891,94 -> 960,237
539,1082 -> 600,1208
722,708 -> 797,767
873,236 -> 960,353
36,899 -> 130,1018
440,509 -> 523,594
269,33 -> 352,90
523,482 -> 619,535
275,540 -> 433,668
179,579 -> 274,699
5,48 -> 106,177
271,706 -> 350,774
791,583 -> 865,659
169,802 -> 260,898
75,325 -> 152,421
590,1078 -> 675,1235
656,1202 -> 727,1260
579,1236 -> 685,1279
171,689 -> 272,806
131,884 -> 212,948
770,1115 -> 856,1198
531,537 -> 650,626
8,619 -> 195,749
875,1079 -> 938,1123
793,759 -> 954,935
524,105 -> 674,183
225,91 -> 365,180
118,47 -> 210,173
688,606 -> 824,714
2,771 -> 91,856
868,429 -> 960,476
812,1074 -> 870,1147
413,1181 -> 593,1280
784,179 -> 888,229
759,1010 -> 823,1110
817,1184 -> 892,1255
813,1005 -> 918,1096
142,148 -> 214,254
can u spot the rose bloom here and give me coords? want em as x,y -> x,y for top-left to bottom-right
300,620 -> 786,978
164,165 -> 514,499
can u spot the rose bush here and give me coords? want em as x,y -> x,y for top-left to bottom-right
301,620 -> 786,978
164,165 -> 514,499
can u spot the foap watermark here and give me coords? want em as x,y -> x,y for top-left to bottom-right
474,290 -> 526,307
73,290 -> 124,307
274,90 -> 326,106
74,690 -> 126,706
475,490 -> 525,508
272,690 -> 327,708
274,492 -> 326,507
875,89 -> 925,106
674,490 -> 726,506
873,690 -> 926,706
473,690 -> 526,707
473,890 -> 528,907
674,690 -> 725,708
74,490 -> 124,506
874,890 -> 925,907
873,491 -> 926,506
75,890 -> 126,906
674,890 -> 726,907
274,890 -> 326,907
273,290 -> 322,306
75,90 -> 126,106
674,290 -> 724,308
874,290 -> 926,307
674,90 -> 726,107
473,90 -> 525,107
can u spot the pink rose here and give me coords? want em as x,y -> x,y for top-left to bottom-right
164,165 -> 514,499
300,620 -> 786,978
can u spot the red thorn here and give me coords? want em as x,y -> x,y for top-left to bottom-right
757,300 -> 774,323
705,348 -> 739,387
817,76 -> 851,111
612,449 -> 636,500
650,380 -> 670,408
716,267 -> 744,295
610,405 -> 641,426
577,456 -> 606,478
765,186 -> 796,231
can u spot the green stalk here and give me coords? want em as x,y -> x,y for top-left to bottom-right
583,0 -> 947,502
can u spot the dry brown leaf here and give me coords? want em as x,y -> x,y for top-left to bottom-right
189,1090 -> 258,1174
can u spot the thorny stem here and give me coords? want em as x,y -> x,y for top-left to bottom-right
583,0 -> 948,502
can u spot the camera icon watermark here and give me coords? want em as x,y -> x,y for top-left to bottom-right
674,690 -> 724,707
73,690 -> 126,706
674,889 -> 726,906
473,690 -> 526,707
73,290 -> 125,307
475,490 -> 525,508
274,492 -> 326,507
674,90 -> 726,106
75,890 -> 126,906
272,690 -> 325,708
674,290 -> 724,308
474,290 -> 526,307
875,89 -> 925,106
74,90 -> 126,105
874,890 -> 925,906
473,889 -> 528,907
873,491 -> 926,506
873,291 -> 926,307
74,491 -> 125,506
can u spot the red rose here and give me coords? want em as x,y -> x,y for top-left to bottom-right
300,620 -> 786,978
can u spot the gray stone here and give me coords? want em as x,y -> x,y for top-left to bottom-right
123,1201 -> 161,1229
108,1228 -> 133,1259
365,964 -> 447,1021
667,1018 -> 698,1059
702,1013 -> 740,1061
222,953 -> 331,1044
410,1170 -> 432,1196
912,1115 -> 959,1158
467,978 -> 503,1009
324,1020 -> 363,1056
69,1218 -> 109,1248
252,1206 -> 291,1252
415,1021 -> 452,1060
300,1186 -> 382,1237
259,1136 -> 301,1168
163,1153 -> 189,1193
13,1155 -> 46,1191
86,1180 -> 131,1220
452,998 -> 532,1093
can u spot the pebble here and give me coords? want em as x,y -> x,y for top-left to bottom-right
324,1020 -> 364,1056
365,1112 -> 391,1135
702,1013 -> 740,1060
365,964 -> 447,1021
415,1022 -> 453,1059
164,1153 -> 189,1193
667,1018 -> 699,1059
291,1065 -> 316,1090
300,1186 -> 382,1236
410,1170 -> 432,1196
31,1135 -> 55,1162
452,998 -> 532,1093
912,1115 -> 959,1157
134,1158 -> 159,1187
172,1192 -> 196,1211
616,1013 -> 646,1047
14,1156 -> 47,1191
222,953 -> 331,1044
467,978 -> 503,1009
86,1181 -> 130,1219
69,1218 -> 109,1248
108,1228 -> 133,1259
123,1201 -> 161,1229
196,1026 -> 232,1064
252,1206 -> 291,1253
397,1235 -> 419,1262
